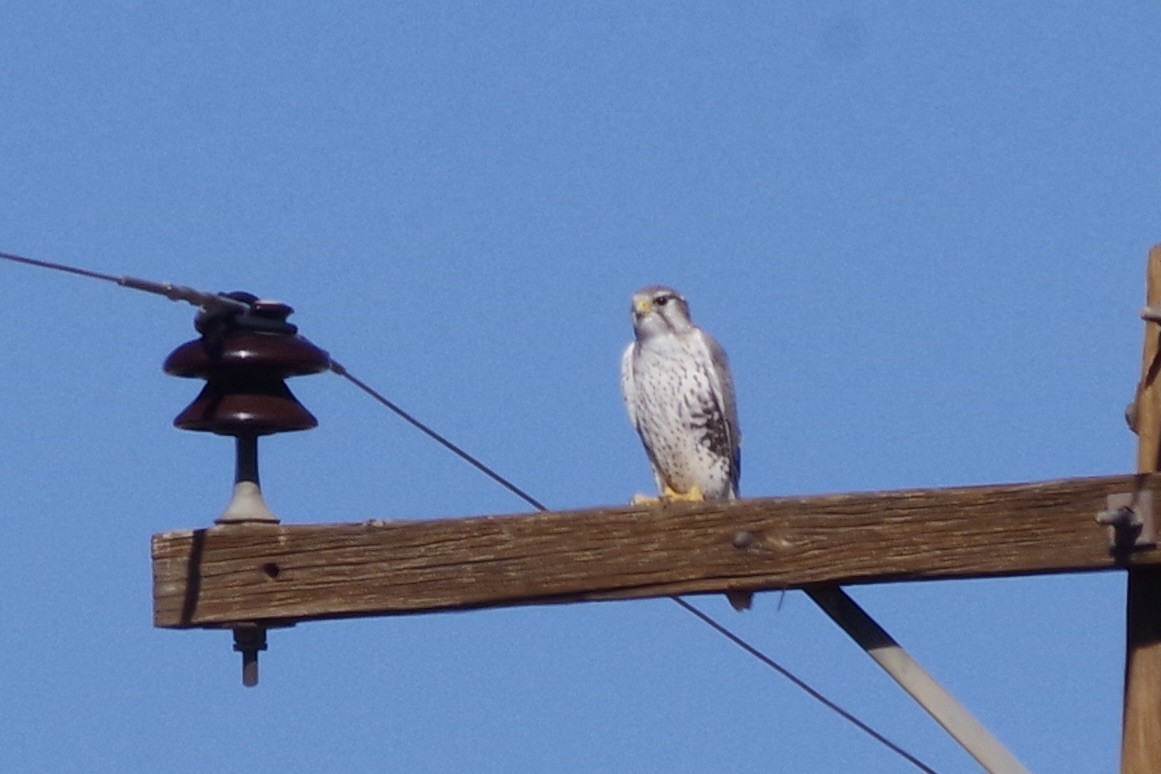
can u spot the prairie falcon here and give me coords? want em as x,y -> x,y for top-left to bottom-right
620,286 -> 748,608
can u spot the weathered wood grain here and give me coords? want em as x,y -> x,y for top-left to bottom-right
153,473 -> 1159,628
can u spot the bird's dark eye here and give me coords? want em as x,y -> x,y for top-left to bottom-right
655,295 -> 670,306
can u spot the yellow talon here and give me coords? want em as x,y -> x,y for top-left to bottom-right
631,485 -> 705,505
663,484 -> 705,502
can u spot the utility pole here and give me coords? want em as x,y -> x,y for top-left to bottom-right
1122,245 -> 1161,772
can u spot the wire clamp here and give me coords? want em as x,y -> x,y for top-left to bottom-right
1096,491 -> 1156,553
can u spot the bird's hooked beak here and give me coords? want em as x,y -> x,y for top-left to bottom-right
632,295 -> 654,319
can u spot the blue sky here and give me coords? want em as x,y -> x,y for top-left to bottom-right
1,3 -> 1158,772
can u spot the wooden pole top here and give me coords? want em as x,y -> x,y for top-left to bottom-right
1121,244 -> 1161,774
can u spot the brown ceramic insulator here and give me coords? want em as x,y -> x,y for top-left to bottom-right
163,300 -> 331,437
164,330 -> 332,380
170,374 -> 319,435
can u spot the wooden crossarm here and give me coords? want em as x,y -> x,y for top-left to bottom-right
153,472 -> 1158,629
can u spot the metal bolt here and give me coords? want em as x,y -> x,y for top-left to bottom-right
1096,505 -> 1139,529
232,624 -> 268,687
733,530 -> 754,549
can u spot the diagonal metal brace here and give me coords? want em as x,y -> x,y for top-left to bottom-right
1097,491 -> 1157,553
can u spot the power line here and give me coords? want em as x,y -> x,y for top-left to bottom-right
328,362 -> 939,771
670,596 -> 938,773
0,249 -> 940,773
328,358 -> 548,511
0,250 -> 250,314
326,348 -> 932,769
0,249 -> 125,284
306,363 -> 942,771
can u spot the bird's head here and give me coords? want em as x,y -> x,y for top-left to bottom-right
630,286 -> 694,339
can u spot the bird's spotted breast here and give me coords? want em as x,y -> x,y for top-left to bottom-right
629,333 -> 734,499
